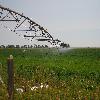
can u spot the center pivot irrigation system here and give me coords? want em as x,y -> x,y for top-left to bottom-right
0,5 -> 68,47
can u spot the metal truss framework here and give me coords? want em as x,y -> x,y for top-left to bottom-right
0,5 -> 61,46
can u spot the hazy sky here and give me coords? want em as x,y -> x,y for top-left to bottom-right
0,0 -> 100,47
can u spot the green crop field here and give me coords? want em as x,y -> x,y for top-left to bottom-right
0,48 -> 100,100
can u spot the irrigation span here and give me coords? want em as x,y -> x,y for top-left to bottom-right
0,5 -> 63,47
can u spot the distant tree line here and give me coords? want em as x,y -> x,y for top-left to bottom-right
60,43 -> 70,48
0,43 -> 70,48
0,45 -> 49,48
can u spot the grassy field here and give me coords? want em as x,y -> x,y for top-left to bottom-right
0,48 -> 100,100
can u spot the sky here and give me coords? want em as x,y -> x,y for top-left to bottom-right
0,0 -> 100,47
